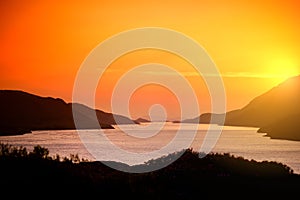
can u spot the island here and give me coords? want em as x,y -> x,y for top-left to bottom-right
133,117 -> 151,123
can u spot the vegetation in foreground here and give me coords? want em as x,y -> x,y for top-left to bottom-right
0,143 -> 299,199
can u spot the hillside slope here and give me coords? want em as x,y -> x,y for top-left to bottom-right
0,90 -> 135,135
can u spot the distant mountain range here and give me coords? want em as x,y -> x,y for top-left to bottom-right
181,75 -> 300,141
133,117 -> 151,123
0,90 -> 135,136
1,75 -> 299,140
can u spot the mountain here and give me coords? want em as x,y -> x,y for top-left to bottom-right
133,117 -> 151,123
257,114 -> 300,140
182,75 -> 300,140
0,90 -> 135,136
181,113 -> 225,124
224,76 -> 300,127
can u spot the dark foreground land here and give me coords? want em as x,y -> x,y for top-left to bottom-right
0,143 -> 299,199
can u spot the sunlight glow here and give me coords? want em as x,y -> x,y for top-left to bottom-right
1,0 -> 300,117
267,58 -> 299,80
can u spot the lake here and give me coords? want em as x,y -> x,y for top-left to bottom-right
1,122 -> 300,174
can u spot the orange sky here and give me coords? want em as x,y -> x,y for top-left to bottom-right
1,0 -> 299,120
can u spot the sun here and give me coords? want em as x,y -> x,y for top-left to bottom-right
267,58 -> 299,80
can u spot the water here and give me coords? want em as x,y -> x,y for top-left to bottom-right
1,122 -> 300,174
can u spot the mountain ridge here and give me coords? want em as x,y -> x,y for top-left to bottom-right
181,75 -> 300,140
133,117 -> 151,123
0,90 -> 136,136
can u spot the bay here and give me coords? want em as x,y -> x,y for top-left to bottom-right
1,122 -> 300,174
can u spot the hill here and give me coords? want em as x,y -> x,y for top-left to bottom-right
0,90 -> 135,135
133,117 -> 151,123
182,75 -> 300,140
181,112 -> 225,124
0,144 -> 299,198
224,75 -> 300,127
258,114 -> 300,140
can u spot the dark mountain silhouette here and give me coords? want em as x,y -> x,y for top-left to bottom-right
133,117 -> 151,123
0,90 -> 136,136
224,75 -> 300,127
182,75 -> 300,140
181,112 -> 225,124
258,114 -> 300,140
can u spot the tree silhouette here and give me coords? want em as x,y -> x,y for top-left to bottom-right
30,145 -> 49,159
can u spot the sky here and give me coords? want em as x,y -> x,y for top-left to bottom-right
1,0 -> 299,120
